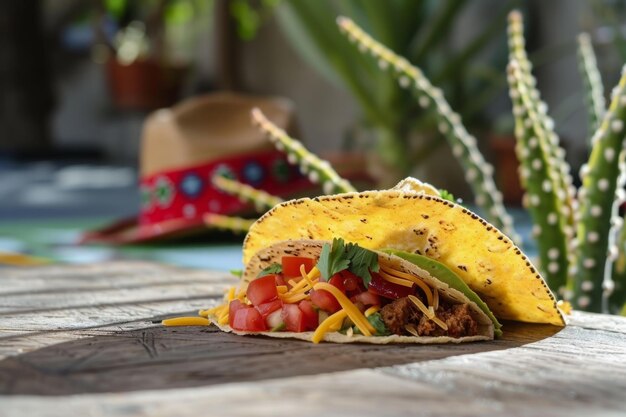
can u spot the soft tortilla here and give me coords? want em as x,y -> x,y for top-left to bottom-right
219,240 -> 494,343
243,185 -> 564,326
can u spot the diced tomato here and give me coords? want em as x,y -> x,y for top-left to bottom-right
369,272 -> 414,299
231,306 -> 267,331
282,304 -> 305,332
341,270 -> 361,291
228,299 -> 246,328
282,256 -> 316,278
273,274 -> 286,287
255,299 -> 283,318
298,300 -> 319,330
246,275 -> 278,306
310,289 -> 341,313
329,275 -> 346,292
353,290 -> 381,306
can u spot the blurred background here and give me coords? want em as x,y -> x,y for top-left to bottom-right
1,0 -> 625,268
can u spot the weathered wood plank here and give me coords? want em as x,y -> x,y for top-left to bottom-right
0,281 -> 229,314
567,311 -> 626,334
0,321 -> 561,396
0,298 -> 219,336
1,344 -> 625,417
0,261 -> 624,417
0,262 -> 234,295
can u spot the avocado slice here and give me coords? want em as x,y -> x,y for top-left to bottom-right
382,249 -> 503,337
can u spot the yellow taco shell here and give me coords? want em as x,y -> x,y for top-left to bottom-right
243,186 -> 564,326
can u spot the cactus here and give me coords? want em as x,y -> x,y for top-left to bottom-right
506,10 -> 626,313
575,32 -> 626,313
577,33 -> 606,138
204,213 -> 256,234
251,108 -> 356,195
610,222 -> 626,312
213,175 -> 284,213
574,69 -> 626,311
336,16 -> 519,243
507,60 -> 570,292
507,11 -> 577,261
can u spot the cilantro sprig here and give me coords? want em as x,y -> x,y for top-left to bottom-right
317,238 -> 379,287
352,312 -> 390,336
258,263 -> 282,277
439,189 -> 464,206
438,189 -> 455,202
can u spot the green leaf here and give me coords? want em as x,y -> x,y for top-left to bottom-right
345,243 -> 379,287
258,263 -> 282,277
317,238 -> 350,280
230,269 -> 243,278
367,312 -> 390,336
352,312 -> 390,336
316,238 -> 379,287
438,189 -> 455,202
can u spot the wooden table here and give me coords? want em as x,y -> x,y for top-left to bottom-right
1,262 -> 625,417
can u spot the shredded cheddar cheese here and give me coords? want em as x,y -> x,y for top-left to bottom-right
409,294 -> 432,317
378,269 -> 414,287
180,254 -> 460,341
312,309 -> 348,343
408,295 -> 448,331
300,264 -> 315,288
280,292 -> 309,304
364,305 -> 380,317
162,317 -> 210,327
405,323 -> 419,336
431,316 -> 448,331
227,286 -> 236,301
313,282 -> 374,336
381,264 -> 434,306
329,316 -> 344,332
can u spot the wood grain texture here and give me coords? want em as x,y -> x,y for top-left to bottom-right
0,262 -> 625,417
0,321 -> 560,396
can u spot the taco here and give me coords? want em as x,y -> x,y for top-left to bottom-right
209,239 -> 496,343
188,178 -> 564,343
242,178 -> 565,327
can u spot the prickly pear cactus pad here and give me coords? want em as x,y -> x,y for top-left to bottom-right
242,186 -> 564,325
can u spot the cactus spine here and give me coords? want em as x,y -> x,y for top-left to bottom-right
577,33 -> 606,137
507,11 -> 576,290
251,108 -> 356,195
337,16 -> 519,242
213,175 -> 284,212
574,67 -> 626,311
507,60 -> 570,291
204,214 -> 255,234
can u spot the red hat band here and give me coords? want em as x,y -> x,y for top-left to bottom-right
139,150 -> 311,228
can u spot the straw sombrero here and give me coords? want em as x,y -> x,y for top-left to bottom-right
81,92 -> 312,243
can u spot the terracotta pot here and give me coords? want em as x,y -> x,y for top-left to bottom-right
105,59 -> 187,111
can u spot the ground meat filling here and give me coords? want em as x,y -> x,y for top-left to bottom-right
380,296 -> 479,338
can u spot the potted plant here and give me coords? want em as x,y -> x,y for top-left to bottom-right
95,0 -> 210,110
